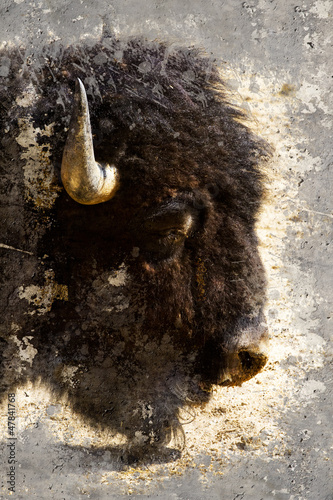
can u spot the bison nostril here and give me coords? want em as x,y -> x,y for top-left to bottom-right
238,350 -> 255,370
238,349 -> 268,377
216,348 -> 269,387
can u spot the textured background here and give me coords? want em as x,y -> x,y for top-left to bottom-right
0,0 -> 332,498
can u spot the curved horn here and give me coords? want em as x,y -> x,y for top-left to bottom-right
61,78 -> 119,205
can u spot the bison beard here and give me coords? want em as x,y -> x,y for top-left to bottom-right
0,37 -> 271,460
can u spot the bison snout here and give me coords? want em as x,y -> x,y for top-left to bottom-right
218,332 -> 269,387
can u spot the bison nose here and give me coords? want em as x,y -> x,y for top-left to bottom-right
218,338 -> 269,387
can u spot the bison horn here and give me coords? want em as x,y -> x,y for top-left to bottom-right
61,78 -> 119,205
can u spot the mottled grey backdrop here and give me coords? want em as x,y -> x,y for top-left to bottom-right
0,0 -> 332,499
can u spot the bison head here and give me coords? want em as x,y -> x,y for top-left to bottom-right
0,38 -> 271,459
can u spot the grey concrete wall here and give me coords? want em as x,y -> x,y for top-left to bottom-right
0,0 -> 332,498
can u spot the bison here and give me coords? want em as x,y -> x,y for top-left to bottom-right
0,36 -> 271,460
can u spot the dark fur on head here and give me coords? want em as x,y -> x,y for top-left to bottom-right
0,36 -> 271,461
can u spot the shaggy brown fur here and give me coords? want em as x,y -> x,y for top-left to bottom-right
0,36 -> 271,461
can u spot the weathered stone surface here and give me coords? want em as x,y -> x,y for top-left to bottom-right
0,1 -> 332,498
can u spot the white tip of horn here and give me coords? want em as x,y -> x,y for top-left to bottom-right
61,78 -> 119,205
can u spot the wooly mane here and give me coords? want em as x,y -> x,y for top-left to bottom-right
0,37 -> 271,461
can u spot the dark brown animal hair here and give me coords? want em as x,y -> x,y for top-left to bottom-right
0,36 -> 271,461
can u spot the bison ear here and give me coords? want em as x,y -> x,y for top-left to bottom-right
61,78 -> 119,205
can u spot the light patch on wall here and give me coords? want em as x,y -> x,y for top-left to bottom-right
15,83 -> 38,107
16,117 -> 61,209
60,366 -> 79,388
133,401 -> 154,420
46,29 -> 61,42
299,379 -> 326,400
11,336 -> 38,366
18,269 -> 68,315
309,0 -> 332,19
89,266 -> 131,314
107,263 -> 128,287
297,77 -> 332,115
133,431 -> 149,446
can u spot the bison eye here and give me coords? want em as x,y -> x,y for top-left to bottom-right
144,225 -> 189,258
155,228 -> 187,246
156,228 -> 186,240
134,203 -> 196,260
